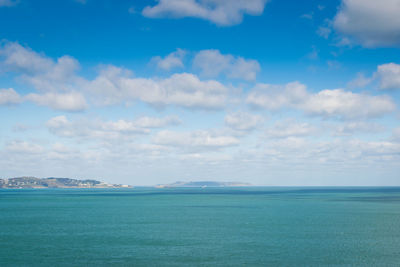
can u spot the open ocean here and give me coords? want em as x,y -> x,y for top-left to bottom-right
1,187 -> 400,266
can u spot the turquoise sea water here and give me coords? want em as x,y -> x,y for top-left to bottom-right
1,187 -> 400,266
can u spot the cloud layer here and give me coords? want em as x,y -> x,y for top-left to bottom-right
151,49 -> 187,71
142,0 -> 268,26
47,115 -> 181,140
193,49 -> 260,81
1,38 -> 399,185
0,88 -> 22,105
88,66 -> 230,109
247,82 -> 395,119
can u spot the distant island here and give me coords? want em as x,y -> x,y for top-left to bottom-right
0,177 -> 131,189
155,181 -> 251,188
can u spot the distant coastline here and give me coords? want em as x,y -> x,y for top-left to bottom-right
0,177 -> 131,189
0,178 -> 251,189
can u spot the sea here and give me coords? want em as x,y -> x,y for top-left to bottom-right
1,187 -> 400,266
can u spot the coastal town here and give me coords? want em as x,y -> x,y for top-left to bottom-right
0,177 -> 131,189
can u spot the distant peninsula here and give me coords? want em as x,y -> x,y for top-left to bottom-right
0,177 -> 131,189
155,181 -> 251,188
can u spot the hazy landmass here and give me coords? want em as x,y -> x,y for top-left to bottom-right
155,181 -> 251,188
0,177 -> 131,189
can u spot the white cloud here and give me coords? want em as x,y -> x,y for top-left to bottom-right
254,136 -> 400,167
317,26 -> 331,39
348,63 -> 400,90
302,89 -> 394,119
5,140 -> 44,154
151,49 -> 186,71
333,122 -> 385,136
21,56 -> 81,92
0,42 -> 81,92
333,0 -> 400,47
153,130 -> 239,148
350,139 -> 400,158
0,42 -> 53,74
133,116 -> 182,128
265,120 -> 317,138
88,66 -> 229,109
142,0 -> 268,26
26,92 -> 87,112
0,88 -> 22,105
247,82 -> 308,110
193,50 -> 231,77
347,72 -> 374,88
225,111 -> 263,131
247,81 -> 396,119
193,49 -> 260,81
46,116 -> 145,138
47,115 -> 181,140
0,42 -> 86,111
375,63 -> 400,90
1,43 -> 234,111
0,0 -> 18,7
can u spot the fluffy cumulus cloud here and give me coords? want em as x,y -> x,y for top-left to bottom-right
247,82 -> 309,110
0,42 -> 53,74
153,130 -> 239,148
142,0 -> 268,26
47,115 -> 181,140
1,42 -> 238,111
265,120 -> 317,139
21,56 -> 81,92
193,49 -> 260,81
247,81 -> 396,119
132,116 -> 182,128
348,63 -> 400,90
25,92 -> 87,112
225,111 -> 263,131
375,63 -> 400,90
347,72 -> 374,89
88,66 -> 229,109
151,48 -> 186,71
0,42 -> 81,92
347,62 -> 400,90
302,89 -> 395,118
333,0 -> 400,47
0,42 -> 87,111
0,88 -> 22,105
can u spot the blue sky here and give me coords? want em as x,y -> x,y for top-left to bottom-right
1,0 -> 400,185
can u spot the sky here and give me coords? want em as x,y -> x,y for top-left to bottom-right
1,0 -> 400,186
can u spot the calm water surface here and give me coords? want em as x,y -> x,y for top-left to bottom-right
1,187 -> 400,266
